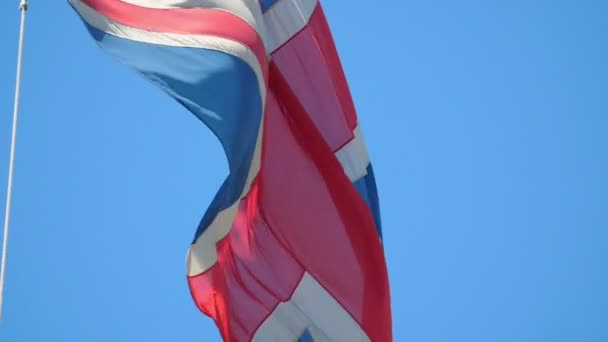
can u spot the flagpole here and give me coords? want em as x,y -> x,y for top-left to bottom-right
0,0 -> 29,322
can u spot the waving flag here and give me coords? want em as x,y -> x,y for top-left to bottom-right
69,0 -> 391,340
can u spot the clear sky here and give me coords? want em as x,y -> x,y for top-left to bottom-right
0,1 -> 607,341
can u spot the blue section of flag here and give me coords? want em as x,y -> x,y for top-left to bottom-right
298,329 -> 315,342
260,0 -> 280,12
85,24 -> 264,242
353,164 -> 383,239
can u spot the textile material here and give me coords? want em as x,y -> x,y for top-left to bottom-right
69,0 -> 391,340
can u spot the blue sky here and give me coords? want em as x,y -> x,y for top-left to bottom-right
1,1 -> 607,341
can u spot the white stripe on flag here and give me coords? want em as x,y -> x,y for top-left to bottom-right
264,0 -> 319,53
335,126 -> 370,182
116,0 -> 270,50
252,272 -> 371,342
187,120 -> 264,276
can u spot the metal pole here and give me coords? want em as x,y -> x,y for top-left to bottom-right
0,0 -> 29,322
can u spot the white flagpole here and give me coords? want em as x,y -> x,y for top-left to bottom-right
0,0 -> 29,322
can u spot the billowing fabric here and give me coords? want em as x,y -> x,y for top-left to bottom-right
69,0 -> 391,340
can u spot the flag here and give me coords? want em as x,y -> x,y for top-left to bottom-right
69,0 -> 392,340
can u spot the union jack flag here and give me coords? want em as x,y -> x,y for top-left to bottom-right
69,0 -> 391,340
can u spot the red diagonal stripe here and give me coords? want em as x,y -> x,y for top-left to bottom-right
81,0 -> 268,78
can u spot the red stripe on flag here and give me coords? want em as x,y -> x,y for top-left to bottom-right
81,0 -> 268,79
